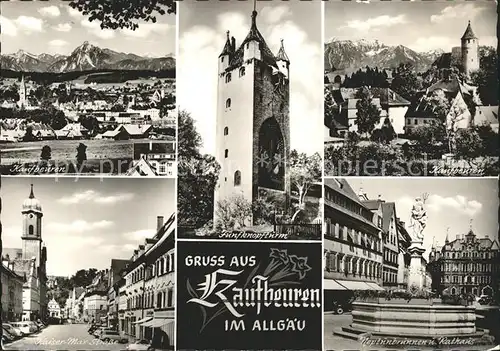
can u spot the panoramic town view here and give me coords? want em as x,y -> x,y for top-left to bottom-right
177,0 -> 323,240
323,177 -> 499,350
1,178 -> 176,350
324,1 -> 498,176
0,1 -> 176,175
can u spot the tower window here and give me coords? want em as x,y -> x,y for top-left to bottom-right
225,98 -> 231,108
224,127 -> 228,136
234,170 -> 241,186
29,225 -> 34,235
221,57 -> 224,63
225,149 -> 228,158
225,73 -> 232,83
239,67 -> 246,77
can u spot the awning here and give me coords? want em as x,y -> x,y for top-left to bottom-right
365,282 -> 385,291
133,317 -> 152,325
142,318 -> 174,328
324,279 -> 348,290
336,280 -> 373,290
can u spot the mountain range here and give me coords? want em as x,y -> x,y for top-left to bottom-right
324,39 -> 445,73
0,42 -> 176,73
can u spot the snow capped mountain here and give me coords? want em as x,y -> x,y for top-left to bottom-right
324,39 -> 439,73
0,42 -> 176,73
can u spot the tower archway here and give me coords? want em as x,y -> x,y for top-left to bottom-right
258,118 -> 285,191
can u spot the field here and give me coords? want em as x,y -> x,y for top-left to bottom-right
0,139 -> 159,175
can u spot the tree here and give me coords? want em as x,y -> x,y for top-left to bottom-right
214,194 -> 252,230
178,110 -> 202,159
289,150 -> 322,222
471,47 -> 499,106
454,129 -> 483,166
70,269 -> 98,288
79,115 -> 100,136
76,143 -> 88,170
177,110 -> 220,229
40,145 -> 52,161
391,63 -> 422,102
324,88 -> 339,135
473,125 -> 498,156
380,117 -> 396,144
355,87 -> 380,138
23,125 -> 36,142
69,0 -> 175,31
110,104 -> 125,112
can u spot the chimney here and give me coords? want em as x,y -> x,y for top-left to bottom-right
157,216 -> 164,232
456,235 -> 460,240
378,194 -> 382,200
485,235 -> 489,239
138,245 -> 145,256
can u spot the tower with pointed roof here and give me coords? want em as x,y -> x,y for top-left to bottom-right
22,184 -> 44,267
18,75 -> 27,108
215,5 -> 291,226
461,20 -> 479,78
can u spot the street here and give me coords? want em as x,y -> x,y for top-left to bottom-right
5,324 -> 128,351
324,312 -> 498,351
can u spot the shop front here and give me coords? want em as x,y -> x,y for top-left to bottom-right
140,309 -> 174,349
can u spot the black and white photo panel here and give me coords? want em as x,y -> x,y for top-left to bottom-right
323,177 -> 499,350
324,0 -> 499,177
1,177 -> 176,350
177,0 -> 323,241
0,1 -> 177,176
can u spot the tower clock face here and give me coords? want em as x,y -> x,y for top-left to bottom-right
29,214 -> 34,219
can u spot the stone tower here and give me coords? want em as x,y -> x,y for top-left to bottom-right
461,21 -> 479,78
22,184 -> 43,267
214,9 -> 291,227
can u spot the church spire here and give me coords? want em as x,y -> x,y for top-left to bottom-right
29,184 -> 35,199
445,227 -> 449,244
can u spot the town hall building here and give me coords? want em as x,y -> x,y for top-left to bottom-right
214,7 -> 291,227
2,185 -> 48,321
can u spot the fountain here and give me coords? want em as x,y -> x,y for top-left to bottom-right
334,194 -> 492,346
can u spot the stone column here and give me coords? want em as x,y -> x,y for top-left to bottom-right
408,242 -> 426,291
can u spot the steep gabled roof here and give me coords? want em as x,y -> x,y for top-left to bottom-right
276,39 -> 290,62
219,31 -> 234,58
461,21 -> 477,40
228,11 -> 277,70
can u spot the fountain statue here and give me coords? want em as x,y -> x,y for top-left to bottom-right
408,194 -> 428,243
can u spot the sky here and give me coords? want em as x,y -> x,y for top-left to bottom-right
343,177 -> 499,261
2,177 -> 176,277
325,1 -> 497,52
0,1 -> 176,56
178,0 -> 323,156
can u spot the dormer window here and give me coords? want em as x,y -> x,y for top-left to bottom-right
225,98 -> 231,108
225,73 -> 232,83
239,67 -> 245,77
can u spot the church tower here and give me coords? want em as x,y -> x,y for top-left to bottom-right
18,75 -> 27,108
214,6 -> 291,227
461,21 -> 479,78
21,184 -> 43,267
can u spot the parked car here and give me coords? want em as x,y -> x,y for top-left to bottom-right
94,327 -> 113,338
3,323 -> 24,337
2,328 -> 18,342
11,322 -> 36,334
126,339 -> 154,351
99,330 -> 128,343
